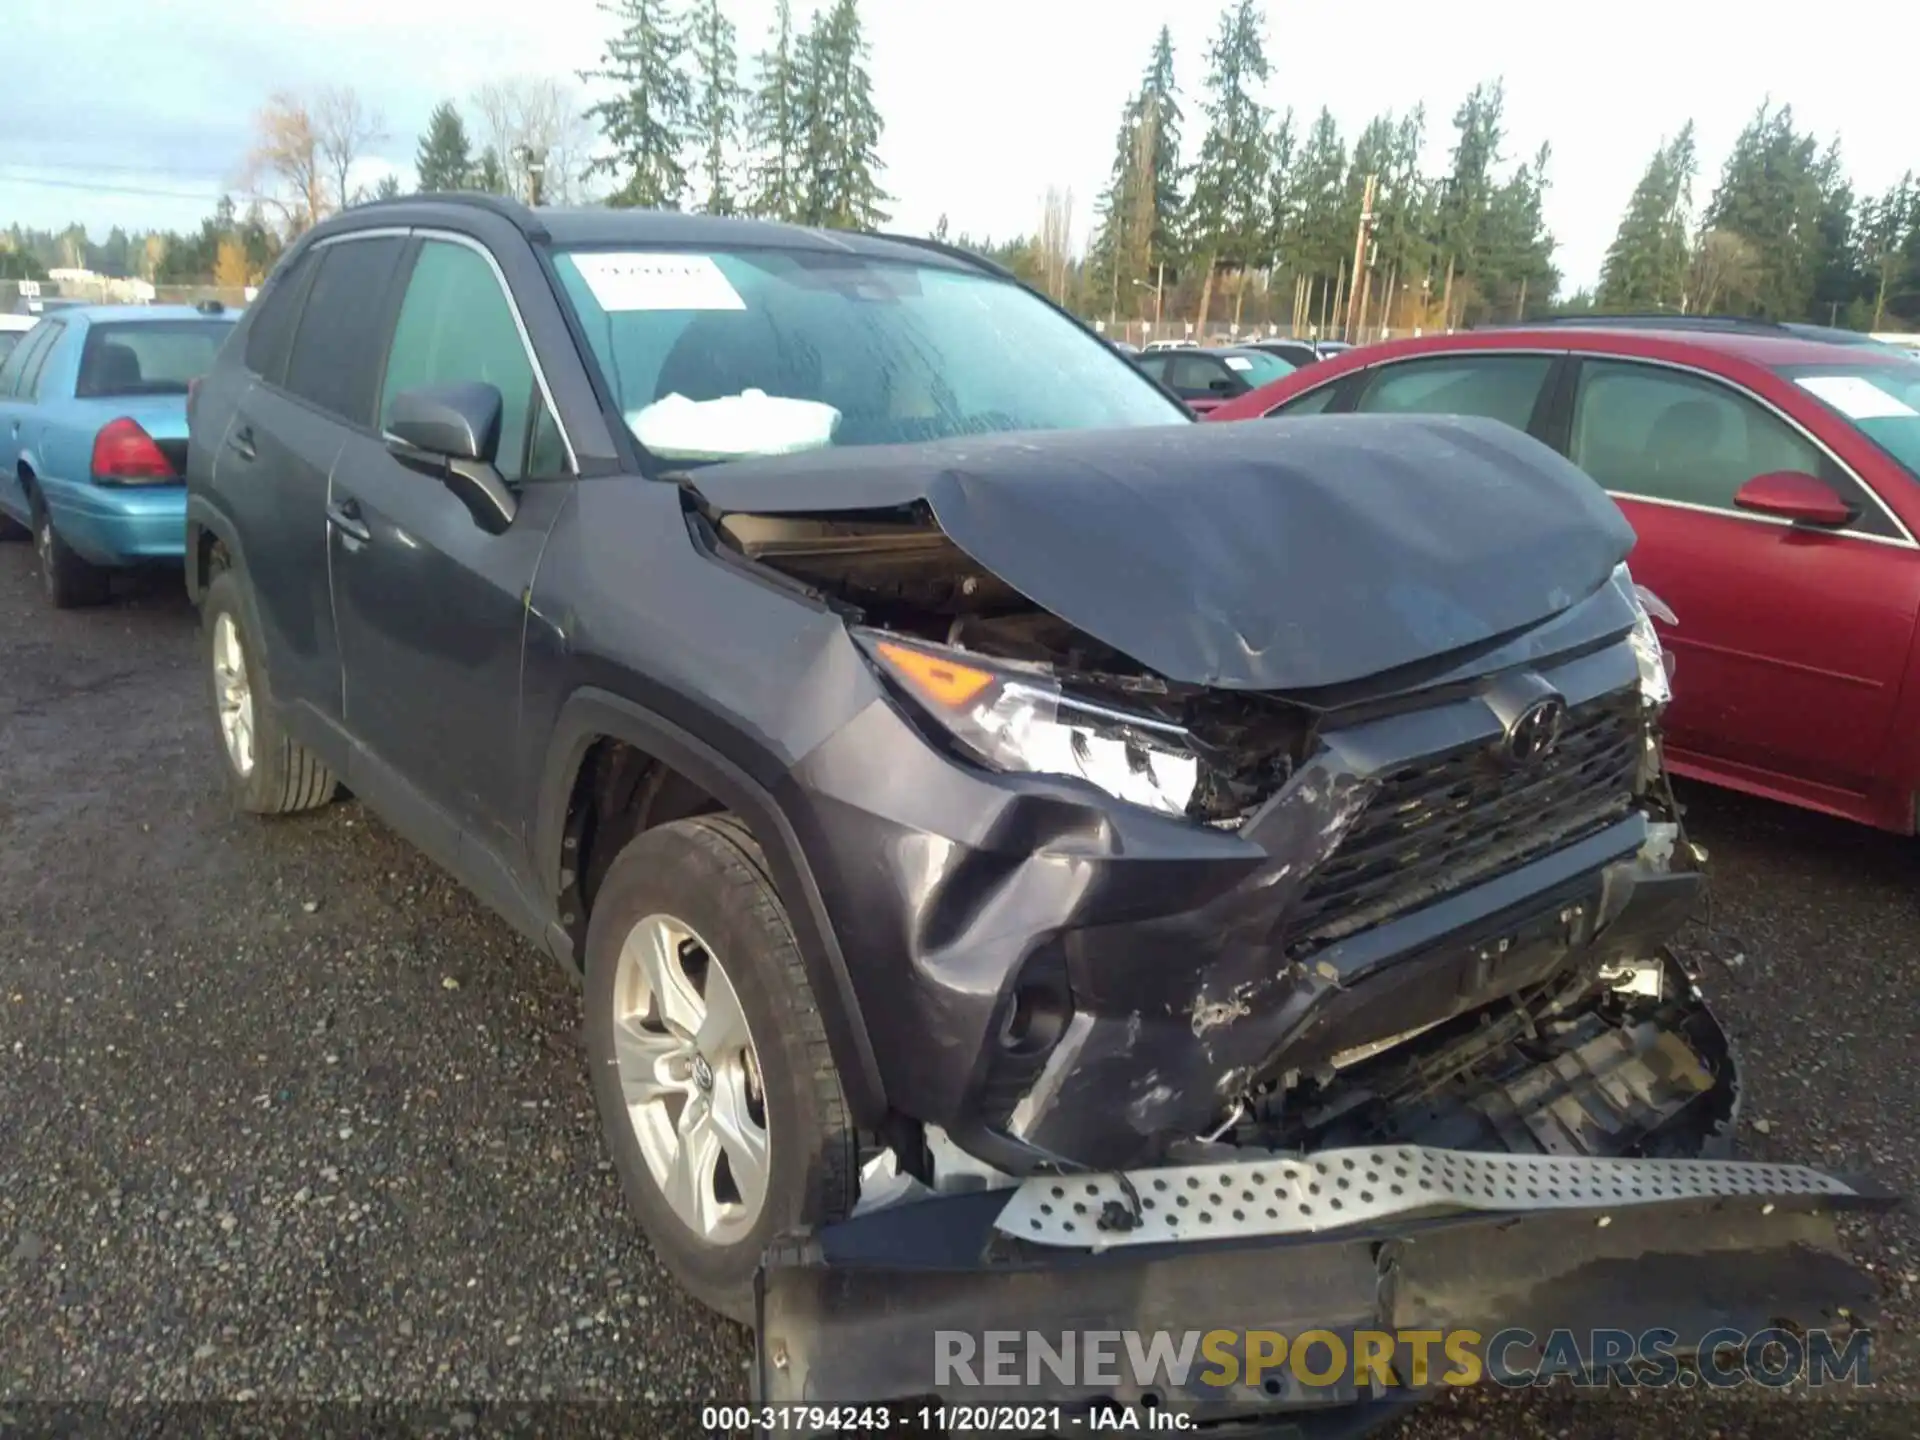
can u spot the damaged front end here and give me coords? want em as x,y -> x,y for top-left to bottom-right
676,418 -> 1888,1425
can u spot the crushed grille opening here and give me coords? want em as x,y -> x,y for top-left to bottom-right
1288,688 -> 1646,956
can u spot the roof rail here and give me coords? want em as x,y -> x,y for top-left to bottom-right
869,231 -> 1015,282
1478,313 -> 1789,334
349,190 -> 545,236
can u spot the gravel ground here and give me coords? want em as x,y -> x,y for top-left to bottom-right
1,541 -> 1914,1437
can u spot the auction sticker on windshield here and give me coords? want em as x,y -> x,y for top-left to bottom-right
1794,374 -> 1919,420
572,252 -> 746,313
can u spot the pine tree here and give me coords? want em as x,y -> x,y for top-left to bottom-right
1185,0 -> 1273,329
414,101 -> 474,192
1434,80 -> 1506,322
1478,142 -> 1558,320
794,0 -> 888,229
689,0 -> 744,214
1280,106 -> 1346,326
475,146 -> 507,195
580,0 -> 693,210
746,0 -> 804,220
1860,175 -> 1917,329
1132,27 -> 1186,277
1087,28 -> 1187,320
1703,101 -> 1826,318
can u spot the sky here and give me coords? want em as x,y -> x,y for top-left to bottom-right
2,0 -> 1914,295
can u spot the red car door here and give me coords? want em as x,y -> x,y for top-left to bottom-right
1567,357 -> 1920,803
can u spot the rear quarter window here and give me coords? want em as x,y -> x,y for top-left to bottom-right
242,250 -> 315,385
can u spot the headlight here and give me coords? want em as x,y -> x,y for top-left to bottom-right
1612,562 -> 1676,707
856,630 -> 1201,818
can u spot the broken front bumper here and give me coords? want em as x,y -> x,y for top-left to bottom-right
756,1151 -> 1890,1434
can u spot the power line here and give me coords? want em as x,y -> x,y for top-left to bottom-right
0,171 -> 224,202
0,157 -> 234,180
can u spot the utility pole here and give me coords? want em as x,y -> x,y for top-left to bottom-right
520,146 -> 548,208
1344,172 -> 1378,342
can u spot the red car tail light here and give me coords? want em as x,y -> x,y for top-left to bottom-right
91,417 -> 175,483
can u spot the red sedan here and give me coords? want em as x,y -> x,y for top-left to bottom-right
1208,320 -> 1920,833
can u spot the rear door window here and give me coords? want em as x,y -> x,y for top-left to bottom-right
1352,354 -> 1555,432
284,236 -> 408,427
76,321 -> 233,398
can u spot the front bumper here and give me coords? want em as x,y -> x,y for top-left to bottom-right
756,1155 -> 1890,1432
39,474 -> 185,564
785,625 -> 1678,1172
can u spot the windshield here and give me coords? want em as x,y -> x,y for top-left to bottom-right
76,320 -> 234,398
552,247 -> 1188,463
1225,350 -> 1296,387
1778,362 -> 1920,481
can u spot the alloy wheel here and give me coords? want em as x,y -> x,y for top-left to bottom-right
611,912 -> 770,1246
211,612 -> 256,777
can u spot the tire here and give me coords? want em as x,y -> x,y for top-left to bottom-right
30,489 -> 110,608
201,567 -> 338,814
584,813 -> 858,1323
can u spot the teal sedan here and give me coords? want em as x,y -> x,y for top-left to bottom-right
0,304 -> 236,607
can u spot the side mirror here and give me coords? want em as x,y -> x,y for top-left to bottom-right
1733,470 -> 1854,529
383,382 -> 517,534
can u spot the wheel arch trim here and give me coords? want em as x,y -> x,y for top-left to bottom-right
536,687 -> 888,1123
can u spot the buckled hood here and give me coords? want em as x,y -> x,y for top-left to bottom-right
684,413 -> 1636,691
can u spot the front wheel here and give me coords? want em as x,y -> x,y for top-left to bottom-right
584,814 -> 858,1323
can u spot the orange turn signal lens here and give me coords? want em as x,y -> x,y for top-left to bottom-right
873,641 -> 995,709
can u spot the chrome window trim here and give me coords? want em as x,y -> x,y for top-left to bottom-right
406,228 -> 578,475
312,226 -> 411,247
1566,353 -> 1915,548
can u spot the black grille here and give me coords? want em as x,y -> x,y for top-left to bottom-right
1287,688 -> 1645,956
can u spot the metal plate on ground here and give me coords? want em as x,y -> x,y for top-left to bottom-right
994,1145 -> 1856,1249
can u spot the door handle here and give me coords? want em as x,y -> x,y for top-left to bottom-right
228,424 -> 256,461
326,496 -> 372,545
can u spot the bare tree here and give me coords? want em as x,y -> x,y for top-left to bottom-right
1684,229 -> 1760,316
243,92 -> 328,238
315,86 -> 387,211
473,76 -> 594,205
1038,186 -> 1075,304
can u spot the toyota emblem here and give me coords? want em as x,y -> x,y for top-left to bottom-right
1501,696 -> 1567,766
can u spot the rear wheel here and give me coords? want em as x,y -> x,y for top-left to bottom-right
201,567 -> 337,814
30,490 -> 110,609
584,814 -> 858,1323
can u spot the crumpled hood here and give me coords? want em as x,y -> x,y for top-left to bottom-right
685,414 -> 1637,690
